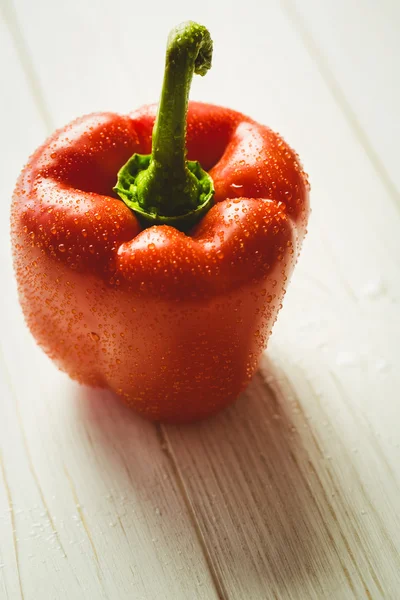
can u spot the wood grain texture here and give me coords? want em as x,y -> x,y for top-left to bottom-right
1,0 -> 400,598
286,0 -> 400,196
164,357 -> 400,599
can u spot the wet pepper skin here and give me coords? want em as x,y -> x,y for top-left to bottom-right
11,102 -> 309,422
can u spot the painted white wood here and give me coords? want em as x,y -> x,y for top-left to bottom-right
164,357 -> 400,599
1,0 -> 400,598
284,0 -> 400,196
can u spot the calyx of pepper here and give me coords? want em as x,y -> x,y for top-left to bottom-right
114,21 -> 214,232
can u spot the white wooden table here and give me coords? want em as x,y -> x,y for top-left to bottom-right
1,0 -> 400,598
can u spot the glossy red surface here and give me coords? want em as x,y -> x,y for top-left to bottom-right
11,102 -> 309,422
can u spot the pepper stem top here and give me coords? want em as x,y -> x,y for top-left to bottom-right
114,21 -> 214,231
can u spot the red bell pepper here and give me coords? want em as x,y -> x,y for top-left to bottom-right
11,22 -> 310,422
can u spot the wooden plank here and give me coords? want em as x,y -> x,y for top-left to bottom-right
163,358 -> 400,599
0,371 -> 219,600
0,6 -> 219,599
282,0 -> 400,196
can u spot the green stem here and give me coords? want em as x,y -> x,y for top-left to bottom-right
153,22 -> 212,171
114,21 -> 215,231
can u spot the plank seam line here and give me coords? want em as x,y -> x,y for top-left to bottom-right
280,0 -> 400,214
0,453 -> 25,600
1,0 -> 54,133
63,465 -> 100,566
156,424 -> 228,600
